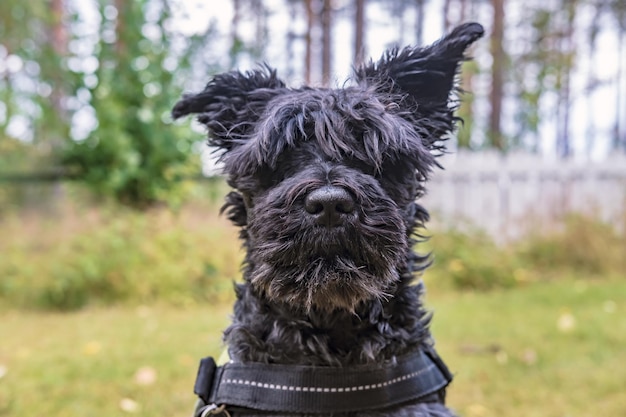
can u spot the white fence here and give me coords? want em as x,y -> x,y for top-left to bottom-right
422,151 -> 626,240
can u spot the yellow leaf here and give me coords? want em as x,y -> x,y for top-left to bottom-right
467,403 -> 488,417
82,341 -> 102,356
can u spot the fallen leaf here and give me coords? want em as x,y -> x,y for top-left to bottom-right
557,312 -> 576,333
522,349 -> 538,365
82,341 -> 102,356
119,398 -> 139,413
134,366 -> 157,386
448,259 -> 465,273
467,403 -> 488,417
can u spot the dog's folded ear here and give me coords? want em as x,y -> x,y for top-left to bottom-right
356,22 -> 484,107
171,66 -> 285,151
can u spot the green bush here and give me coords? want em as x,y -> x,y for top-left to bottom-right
519,214 -> 626,276
60,0 -> 208,209
0,201 -> 241,311
425,228 -> 520,290
424,215 -> 625,290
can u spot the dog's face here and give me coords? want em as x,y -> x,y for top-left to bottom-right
174,23 -> 483,313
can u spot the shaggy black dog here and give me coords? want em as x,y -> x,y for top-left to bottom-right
173,22 -> 483,417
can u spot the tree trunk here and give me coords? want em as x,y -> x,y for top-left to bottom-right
49,0 -> 70,206
230,0 -> 241,65
114,0 -> 127,56
321,0 -> 332,87
489,0 -> 505,151
556,0 -> 576,158
442,0 -> 451,31
396,1 -> 406,45
304,0 -> 314,84
615,28 -> 625,152
50,0 -> 67,55
415,0 -> 424,46
354,0 -> 365,67
286,0 -> 297,79
48,0 -> 70,149
253,0 -> 267,59
49,0 -> 67,120
585,2 -> 602,155
457,61 -> 477,149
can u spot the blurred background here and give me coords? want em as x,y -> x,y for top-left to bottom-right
0,1 -> 625,416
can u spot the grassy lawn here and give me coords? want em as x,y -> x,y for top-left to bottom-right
426,277 -> 626,417
1,278 -> 624,417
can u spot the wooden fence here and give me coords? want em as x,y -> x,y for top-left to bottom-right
421,151 -> 626,240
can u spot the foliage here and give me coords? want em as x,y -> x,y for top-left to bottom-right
0,196 -> 241,311
0,0 -> 76,148
61,0 -> 204,208
0,1 -> 217,209
519,214 -> 626,276
425,228 -> 520,290
424,215 -> 625,290
0,138 -> 29,176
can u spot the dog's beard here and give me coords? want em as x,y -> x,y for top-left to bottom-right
247,182 -> 408,313
252,256 -> 399,313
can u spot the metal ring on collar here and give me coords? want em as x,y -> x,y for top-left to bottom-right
199,404 -> 231,417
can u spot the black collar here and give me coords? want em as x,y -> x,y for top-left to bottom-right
193,347 -> 453,415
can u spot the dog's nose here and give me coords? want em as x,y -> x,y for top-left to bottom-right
304,186 -> 355,227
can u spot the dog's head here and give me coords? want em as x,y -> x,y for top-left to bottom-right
173,23 -> 483,313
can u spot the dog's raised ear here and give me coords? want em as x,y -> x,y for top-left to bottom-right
356,22 -> 484,107
172,66 -> 286,152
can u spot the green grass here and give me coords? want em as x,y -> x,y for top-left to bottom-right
426,278 -> 626,417
0,303 -> 233,417
1,278 -> 624,417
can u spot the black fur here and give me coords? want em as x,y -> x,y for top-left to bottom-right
174,22 -> 484,416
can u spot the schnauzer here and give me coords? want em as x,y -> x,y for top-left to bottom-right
173,22 -> 484,417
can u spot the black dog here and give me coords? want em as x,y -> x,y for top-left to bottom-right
173,22 -> 484,417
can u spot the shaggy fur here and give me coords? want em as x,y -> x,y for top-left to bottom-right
173,22 -> 484,417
